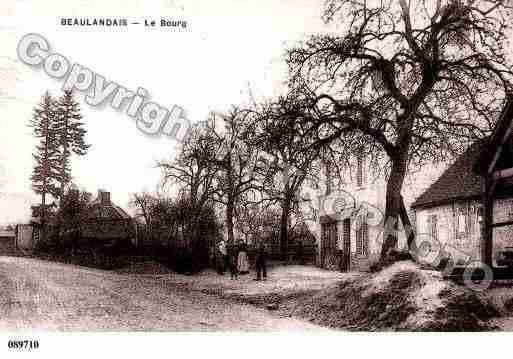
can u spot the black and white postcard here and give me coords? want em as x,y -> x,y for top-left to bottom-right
1,1 -> 513,357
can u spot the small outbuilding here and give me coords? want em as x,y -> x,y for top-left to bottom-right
0,229 -> 15,255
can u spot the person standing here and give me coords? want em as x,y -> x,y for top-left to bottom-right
237,242 -> 250,274
229,245 -> 239,279
255,242 -> 267,281
218,240 -> 228,274
296,240 -> 304,265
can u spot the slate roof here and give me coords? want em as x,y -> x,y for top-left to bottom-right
411,141 -> 484,209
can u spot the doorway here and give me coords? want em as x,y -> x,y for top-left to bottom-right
340,218 -> 351,271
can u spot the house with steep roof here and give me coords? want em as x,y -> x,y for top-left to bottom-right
77,190 -> 136,246
16,190 -> 136,252
412,97 -> 513,268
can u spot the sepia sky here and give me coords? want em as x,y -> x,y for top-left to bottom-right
0,0 -> 327,224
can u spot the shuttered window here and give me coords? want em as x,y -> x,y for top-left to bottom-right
356,215 -> 368,256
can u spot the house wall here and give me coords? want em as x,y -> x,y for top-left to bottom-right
414,198 -> 513,266
415,201 -> 481,266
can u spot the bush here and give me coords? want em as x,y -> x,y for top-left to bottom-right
166,239 -> 210,274
34,235 -> 66,255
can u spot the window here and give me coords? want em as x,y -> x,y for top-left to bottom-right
356,215 -> 368,256
455,205 -> 470,240
356,155 -> 364,187
428,214 -> 438,241
478,206 -> 483,224
457,213 -> 466,234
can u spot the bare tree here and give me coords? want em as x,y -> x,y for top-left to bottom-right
252,95 -> 321,259
157,122 -> 218,244
287,0 -> 513,261
130,191 -> 158,244
235,203 -> 282,245
205,108 -> 260,246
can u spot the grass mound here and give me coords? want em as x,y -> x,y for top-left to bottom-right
290,261 -> 500,331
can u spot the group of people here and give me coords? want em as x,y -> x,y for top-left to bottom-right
218,241 -> 267,281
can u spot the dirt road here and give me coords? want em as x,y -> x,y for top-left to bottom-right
0,256 -> 324,331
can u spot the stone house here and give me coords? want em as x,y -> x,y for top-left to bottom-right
312,156 -> 444,272
412,100 -> 513,268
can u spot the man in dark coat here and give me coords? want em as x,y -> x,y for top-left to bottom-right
255,243 -> 267,281
229,245 -> 239,279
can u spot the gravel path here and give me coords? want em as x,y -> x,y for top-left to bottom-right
0,256 -> 326,331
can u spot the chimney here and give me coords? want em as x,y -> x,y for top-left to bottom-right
98,190 -> 111,205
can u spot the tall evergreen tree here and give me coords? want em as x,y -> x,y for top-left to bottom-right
54,89 -> 90,199
29,92 -> 61,239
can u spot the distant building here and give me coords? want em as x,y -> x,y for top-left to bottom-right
15,223 -> 36,251
77,190 -> 136,246
0,229 -> 14,240
16,189 -> 136,252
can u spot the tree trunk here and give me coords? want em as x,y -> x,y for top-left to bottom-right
40,191 -> 47,244
279,197 -> 291,261
380,157 -> 408,261
40,114 -> 50,244
59,117 -> 69,205
225,160 -> 236,247
226,199 -> 235,246
399,194 -> 416,252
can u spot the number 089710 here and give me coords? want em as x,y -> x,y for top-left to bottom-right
7,340 -> 39,349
